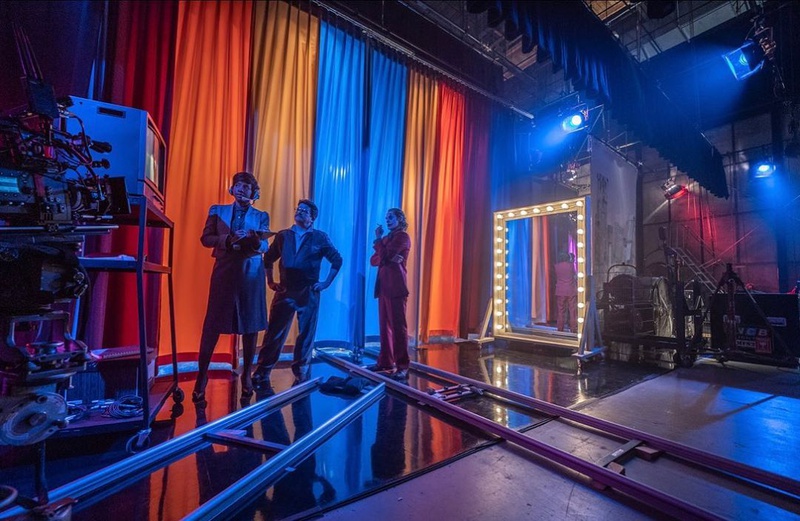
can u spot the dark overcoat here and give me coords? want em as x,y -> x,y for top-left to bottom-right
201,204 -> 270,334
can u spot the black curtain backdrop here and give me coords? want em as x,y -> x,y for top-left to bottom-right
466,0 -> 729,198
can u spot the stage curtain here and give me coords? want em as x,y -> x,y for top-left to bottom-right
312,21 -> 366,345
364,48 -> 408,339
91,0 -> 178,354
248,1 -> 318,232
401,71 -> 439,343
530,216 -> 549,323
247,1 -> 318,348
164,0 -> 252,357
459,95 -> 492,338
508,218 -> 532,328
423,84 -> 466,341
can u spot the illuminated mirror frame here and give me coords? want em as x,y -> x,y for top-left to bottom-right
492,196 -> 591,348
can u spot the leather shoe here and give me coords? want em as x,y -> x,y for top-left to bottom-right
392,369 -> 408,380
251,367 -> 271,389
365,363 -> 393,372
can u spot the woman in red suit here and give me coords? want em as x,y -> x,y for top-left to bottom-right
369,208 -> 412,379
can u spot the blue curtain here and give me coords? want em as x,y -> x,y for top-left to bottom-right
507,218 -> 532,329
313,24 -> 366,345
364,49 -> 408,339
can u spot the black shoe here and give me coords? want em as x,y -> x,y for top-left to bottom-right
392,369 -> 408,380
252,367 -> 271,389
365,364 -> 393,373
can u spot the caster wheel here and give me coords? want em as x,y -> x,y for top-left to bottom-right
126,434 -> 151,454
171,403 -> 184,419
673,351 -> 696,368
173,387 -> 185,404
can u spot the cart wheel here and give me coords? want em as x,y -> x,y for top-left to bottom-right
673,350 -> 696,368
173,387 -> 185,404
171,403 -> 184,419
126,433 -> 151,454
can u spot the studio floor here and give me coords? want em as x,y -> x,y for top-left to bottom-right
2,341 -> 799,520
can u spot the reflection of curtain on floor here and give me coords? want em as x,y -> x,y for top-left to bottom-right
312,22 -> 366,344
508,219 -> 531,328
364,48 -> 408,339
422,85 -> 465,341
165,0 -> 252,357
248,1 -> 318,348
402,71 -> 439,344
530,216 -> 550,324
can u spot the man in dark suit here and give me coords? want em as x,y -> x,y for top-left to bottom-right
192,171 -> 271,403
369,208 -> 412,379
252,199 -> 342,387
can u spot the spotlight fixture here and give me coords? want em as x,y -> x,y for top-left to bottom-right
723,20 -> 776,81
661,179 -> 688,200
560,107 -> 588,133
751,159 -> 776,178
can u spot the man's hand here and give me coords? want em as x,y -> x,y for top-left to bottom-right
391,254 -> 404,263
375,224 -> 384,240
232,229 -> 248,242
268,281 -> 285,292
313,280 -> 331,292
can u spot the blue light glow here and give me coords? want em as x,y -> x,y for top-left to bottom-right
722,41 -> 764,81
561,112 -> 586,133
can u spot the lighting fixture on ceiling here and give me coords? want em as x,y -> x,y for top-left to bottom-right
722,18 -> 776,81
661,178 -> 688,200
560,107 -> 588,133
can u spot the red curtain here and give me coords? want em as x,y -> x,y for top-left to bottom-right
422,85 -> 466,340
86,0 -> 178,352
459,94 -> 492,338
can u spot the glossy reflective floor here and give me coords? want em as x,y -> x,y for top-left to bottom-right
0,341 -> 692,520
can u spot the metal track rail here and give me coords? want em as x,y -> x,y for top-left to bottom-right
402,357 -> 800,498
1,379 -> 386,520
318,352 -> 725,521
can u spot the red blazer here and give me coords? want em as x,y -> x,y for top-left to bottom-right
370,230 -> 411,298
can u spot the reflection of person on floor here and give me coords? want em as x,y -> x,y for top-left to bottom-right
253,199 -> 342,386
371,396 -> 408,480
259,395 -> 335,516
194,402 -> 260,507
554,252 -> 578,332
193,172 -> 270,404
368,208 -> 411,379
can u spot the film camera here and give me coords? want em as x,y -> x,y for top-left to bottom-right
0,94 -> 130,446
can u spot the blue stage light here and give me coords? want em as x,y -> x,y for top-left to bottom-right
722,41 -> 765,80
561,111 -> 586,133
752,160 -> 776,178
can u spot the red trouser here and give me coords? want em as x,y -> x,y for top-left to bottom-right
556,294 -> 578,332
377,295 -> 409,370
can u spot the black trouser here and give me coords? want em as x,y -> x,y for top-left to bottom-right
256,286 -> 319,379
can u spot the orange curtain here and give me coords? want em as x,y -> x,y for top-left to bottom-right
401,71 -> 439,344
247,1 -> 318,232
163,0 -> 253,357
247,1 -> 318,346
422,85 -> 466,341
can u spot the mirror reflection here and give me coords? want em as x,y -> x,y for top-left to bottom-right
506,212 -> 580,336
493,197 -> 589,346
